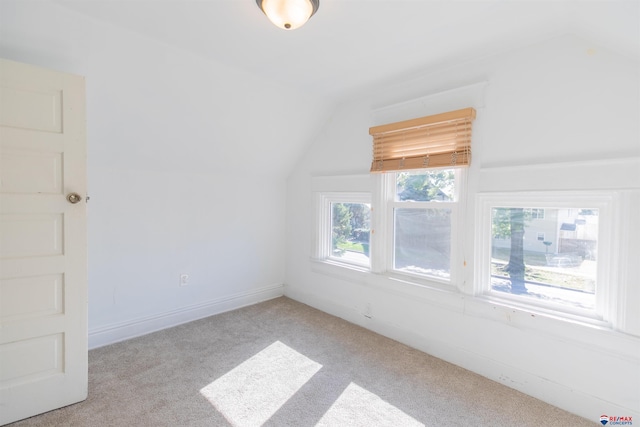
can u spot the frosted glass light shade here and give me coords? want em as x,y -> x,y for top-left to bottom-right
257,0 -> 319,30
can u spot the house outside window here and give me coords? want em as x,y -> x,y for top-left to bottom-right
525,208 -> 545,219
477,192 -> 616,323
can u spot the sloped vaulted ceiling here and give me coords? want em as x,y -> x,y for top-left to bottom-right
54,0 -> 639,103
1,1 -> 638,177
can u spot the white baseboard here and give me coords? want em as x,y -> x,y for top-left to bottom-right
284,286 -> 638,423
88,284 -> 284,349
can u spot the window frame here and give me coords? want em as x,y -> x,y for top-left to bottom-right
525,208 -> 545,219
371,167 -> 466,288
475,191 -> 618,325
313,192 -> 372,270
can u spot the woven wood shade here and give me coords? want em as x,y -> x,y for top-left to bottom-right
369,107 -> 476,173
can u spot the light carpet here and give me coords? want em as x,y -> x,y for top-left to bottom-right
9,297 -> 592,426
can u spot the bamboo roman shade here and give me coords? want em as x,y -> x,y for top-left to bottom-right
369,107 -> 476,173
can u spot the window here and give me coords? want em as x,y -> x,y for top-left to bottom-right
360,108 -> 476,283
331,202 -> 371,266
314,170 -> 464,284
525,208 -> 545,219
314,192 -> 371,269
477,192 -> 616,322
380,168 -> 462,282
313,108 -> 475,287
367,107 -> 475,285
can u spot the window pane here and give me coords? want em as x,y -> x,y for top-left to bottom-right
396,169 -> 456,202
490,207 -> 597,309
394,208 -> 451,279
331,203 -> 371,266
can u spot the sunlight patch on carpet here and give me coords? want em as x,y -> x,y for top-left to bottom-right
316,382 -> 424,427
199,341 -> 322,427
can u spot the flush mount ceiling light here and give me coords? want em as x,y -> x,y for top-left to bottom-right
256,0 -> 319,30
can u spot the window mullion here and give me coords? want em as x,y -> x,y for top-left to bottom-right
370,174 -> 391,274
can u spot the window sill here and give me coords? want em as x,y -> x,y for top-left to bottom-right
384,270 -> 454,292
311,258 -> 457,290
473,292 -> 606,327
308,259 -> 639,362
310,258 -> 464,312
310,258 -> 370,278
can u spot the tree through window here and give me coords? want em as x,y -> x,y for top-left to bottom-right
331,202 -> 371,266
490,206 -> 599,310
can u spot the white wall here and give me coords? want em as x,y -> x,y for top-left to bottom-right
3,0 -> 639,420
0,1 -> 330,347
285,34 -> 640,421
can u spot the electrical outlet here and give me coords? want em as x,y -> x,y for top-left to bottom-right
180,274 -> 189,286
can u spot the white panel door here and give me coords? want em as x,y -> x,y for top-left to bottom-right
0,59 -> 87,425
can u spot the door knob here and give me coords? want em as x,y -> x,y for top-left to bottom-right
67,193 -> 82,204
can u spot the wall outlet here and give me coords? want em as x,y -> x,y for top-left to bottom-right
179,274 -> 189,286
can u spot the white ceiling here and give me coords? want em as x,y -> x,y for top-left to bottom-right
56,0 -> 639,103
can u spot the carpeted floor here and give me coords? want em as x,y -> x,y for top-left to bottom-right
9,297 -> 592,426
